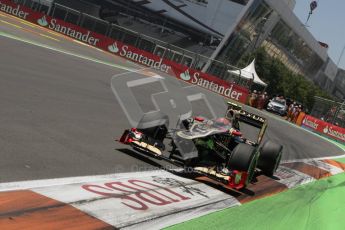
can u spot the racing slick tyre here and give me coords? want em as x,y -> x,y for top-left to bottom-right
228,143 -> 258,185
257,140 -> 283,177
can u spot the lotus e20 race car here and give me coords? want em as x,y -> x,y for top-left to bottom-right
119,102 -> 283,190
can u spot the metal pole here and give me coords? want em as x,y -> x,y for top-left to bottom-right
333,100 -> 345,125
337,43 -> 345,66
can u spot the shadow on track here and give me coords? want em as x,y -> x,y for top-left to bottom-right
116,148 -> 256,197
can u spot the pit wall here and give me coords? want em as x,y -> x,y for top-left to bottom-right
0,0 -> 249,103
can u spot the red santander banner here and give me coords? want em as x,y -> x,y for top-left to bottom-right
173,67 -> 248,102
302,115 -> 345,142
0,0 -> 249,103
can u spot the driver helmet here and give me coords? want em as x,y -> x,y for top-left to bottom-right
215,117 -> 230,126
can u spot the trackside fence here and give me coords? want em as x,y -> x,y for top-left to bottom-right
310,97 -> 345,128
9,0 -> 252,88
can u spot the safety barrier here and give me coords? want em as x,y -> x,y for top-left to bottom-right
1,0 -> 250,103
300,114 -> 345,143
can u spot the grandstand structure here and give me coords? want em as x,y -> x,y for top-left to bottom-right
17,0 -> 343,99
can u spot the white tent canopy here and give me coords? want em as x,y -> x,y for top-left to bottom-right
229,59 -> 267,87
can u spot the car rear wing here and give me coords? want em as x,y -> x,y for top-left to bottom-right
226,102 -> 267,144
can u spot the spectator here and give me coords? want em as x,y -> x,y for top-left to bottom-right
249,90 -> 258,107
287,102 -> 296,121
293,105 -> 302,123
262,92 -> 268,104
325,106 -> 337,123
257,92 -> 267,109
286,101 -> 294,120
253,91 -> 261,108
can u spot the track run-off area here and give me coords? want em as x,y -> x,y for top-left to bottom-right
1,11 -> 345,229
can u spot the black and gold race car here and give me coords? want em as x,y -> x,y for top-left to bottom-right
119,102 -> 283,190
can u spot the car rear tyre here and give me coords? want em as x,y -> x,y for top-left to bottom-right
228,143 -> 258,184
257,140 -> 283,176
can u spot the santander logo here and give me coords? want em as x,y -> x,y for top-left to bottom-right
108,42 -> 119,53
0,1 -> 29,20
36,16 -> 100,46
323,126 -> 345,141
37,15 -> 48,27
323,126 -> 329,134
303,118 -> 319,130
180,69 -> 191,81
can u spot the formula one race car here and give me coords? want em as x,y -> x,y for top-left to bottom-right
119,102 -> 283,190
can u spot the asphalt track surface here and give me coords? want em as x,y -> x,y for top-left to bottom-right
0,13 -> 343,183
